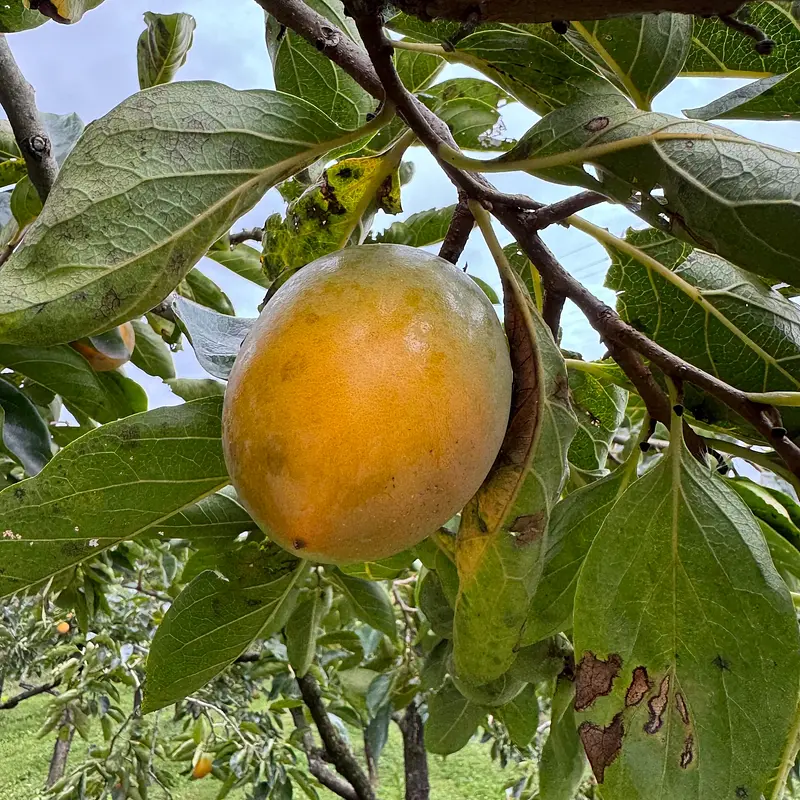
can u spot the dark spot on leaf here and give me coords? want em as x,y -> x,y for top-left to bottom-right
644,674 -> 670,734
61,541 -> 87,557
574,652 -> 622,712
680,734 -> 694,768
510,512 -> 546,546
676,692 -> 689,725
625,666 -> 651,707
293,539 -> 306,550
736,788 -> 748,798
244,598 -> 263,608
713,655 -> 730,672
14,487 -> 25,500
100,287 -> 122,317
585,116 -> 610,133
579,712 -> 623,783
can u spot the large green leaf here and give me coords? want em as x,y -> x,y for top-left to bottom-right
177,268 -> 235,316
0,375 -> 51,475
539,677 -> 587,800
507,99 -> 800,285
331,569 -> 396,638
567,14 -> 690,109
395,45 -> 443,92
137,11 -> 196,89
286,590 -> 323,678
206,242 -> 268,288
605,227 -> 800,437
685,65 -> 800,121
0,0 -> 47,31
0,82 -> 372,345
572,418 -> 800,797
0,397 -> 228,599
521,458 -> 639,646
0,343 -> 147,423
264,0 -> 374,130
454,267 -> 577,685
129,319 -> 175,381
143,543 -> 306,712
498,684 -> 539,748
683,2 -> 800,77
425,679 -> 485,755
371,205 -> 457,248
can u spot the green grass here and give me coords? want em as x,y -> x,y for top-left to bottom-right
0,689 -> 518,799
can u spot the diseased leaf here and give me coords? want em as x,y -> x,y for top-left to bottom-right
143,543 -> 306,712
567,14 -> 691,109
605,227 -> 800,437
286,590 -> 323,678
27,0 -> 105,24
684,3 -> 800,77
206,243 -> 268,288
568,366 -> 627,478
454,262 -> 577,684
167,377 -> 226,401
0,375 -> 51,475
129,318 -> 175,381
425,679 -> 485,755
0,0 -> 48,32
265,0 -> 374,130
539,677 -> 587,800
371,205 -> 457,248
178,268 -> 235,316
0,82 -> 371,345
521,458 -> 639,646
137,11 -> 196,90
498,684 -> 539,748
685,65 -> 800,120
0,397 -> 228,598
572,416 -> 800,797
172,295 -> 253,381
331,570 -> 396,638
0,343 -> 147,423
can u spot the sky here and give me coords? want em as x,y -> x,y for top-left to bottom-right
4,1 -> 799,409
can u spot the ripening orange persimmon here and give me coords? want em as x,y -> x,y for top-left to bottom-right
222,244 -> 512,564
70,322 -> 135,371
192,755 -> 213,779
56,621 -> 70,635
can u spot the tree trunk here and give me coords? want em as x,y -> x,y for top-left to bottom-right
399,700 -> 429,800
46,710 -> 74,788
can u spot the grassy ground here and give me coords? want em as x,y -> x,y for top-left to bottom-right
0,688 -> 519,799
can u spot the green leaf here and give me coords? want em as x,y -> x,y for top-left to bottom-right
41,112 -> 84,166
683,3 -> 800,77
371,205 -> 457,248
0,375 -> 51,475
339,550 -> 415,581
10,176 -> 42,228
510,99 -> 800,285
418,570 -> 454,638
263,151 -> 405,280
538,676 -> 587,800
264,0 -> 374,130
454,271 -> 577,684
206,243 -> 268,288
331,570 -> 396,638
0,343 -> 147,423
685,65 -> 800,121
0,0 -> 48,31
426,679 -> 485,755
178,268 -> 235,316
385,13 -> 461,45
572,420 -> 800,796
0,397 -> 228,599
567,14 -> 691,109
286,590 -> 323,678
137,11 -> 196,89
30,0 -> 105,24
0,82 -> 372,345
760,519 -> 800,590
726,476 -> 800,549
172,296 -> 254,381
166,377 -> 226,401
568,366 -> 627,478
605,227 -> 800,437
143,543 -> 306,712
395,45 -> 444,92
469,275 -> 499,304
0,121 -> 25,186
521,460 -> 638,646
498,684 -> 539,748
129,318 -> 175,381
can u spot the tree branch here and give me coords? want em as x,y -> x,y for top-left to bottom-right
0,35 -> 59,203
438,194 -> 473,265
530,191 -> 606,230
397,699 -> 429,800
229,227 -> 265,246
0,679 -> 61,710
541,290 -> 565,340
296,673 -> 376,800
290,706 -> 359,800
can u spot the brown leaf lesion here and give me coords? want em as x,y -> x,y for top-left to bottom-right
643,674 -> 670,734
579,712 -> 624,783
680,734 -> 695,769
574,651 -> 623,712
624,666 -> 651,707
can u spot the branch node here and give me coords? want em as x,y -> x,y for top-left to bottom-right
772,426 -> 788,440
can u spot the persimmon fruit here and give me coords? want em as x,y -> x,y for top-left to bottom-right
222,244 -> 512,564
56,620 -> 70,635
192,755 -> 213,779
70,322 -> 135,371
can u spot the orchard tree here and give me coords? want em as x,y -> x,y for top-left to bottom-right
2,1 -> 800,799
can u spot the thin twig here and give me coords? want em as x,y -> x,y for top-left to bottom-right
438,194 -> 473,265
229,227 -> 265,246
0,35 -> 59,203
122,583 -> 172,603
530,191 -> 606,230
0,679 -> 61,710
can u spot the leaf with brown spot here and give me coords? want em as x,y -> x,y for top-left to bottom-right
625,666 -> 651,708
578,713 -> 624,783
575,652 -> 623,712
454,261 -> 577,685
572,411 -> 800,797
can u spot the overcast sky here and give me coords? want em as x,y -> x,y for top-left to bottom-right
5,2 -> 798,409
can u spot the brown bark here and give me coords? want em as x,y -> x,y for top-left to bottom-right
46,710 -> 75,788
391,0 -> 743,23
398,701 -> 429,800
